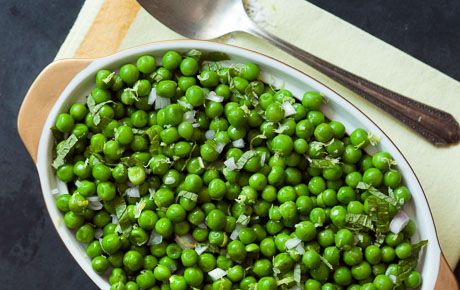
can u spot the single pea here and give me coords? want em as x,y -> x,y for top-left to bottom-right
393,185 -> 412,204
154,264 -> 171,282
157,80 -> 177,98
302,91 -> 323,111
373,274 -> 393,290
155,217 -> 173,238
186,85 -> 205,107
395,242 -> 413,259
314,123 -> 335,142
265,102 -> 284,123
127,166 -> 146,186
404,271 -> 422,288
57,164 -> 74,183
55,113 -> 75,133
335,228 -> 354,250
383,169 -> 401,188
198,70 -> 219,87
381,246 -> 396,263
92,255 -> 110,273
351,261 -> 372,281
206,209 -> 226,231
323,246 -> 341,266
333,266 -> 352,286
137,55 -> 156,74
166,204 -> 187,222
119,64 -> 139,84
363,167 -> 383,187
162,50 -> 182,70
170,275 -> 187,290
350,128 -> 369,148
184,267 -> 204,287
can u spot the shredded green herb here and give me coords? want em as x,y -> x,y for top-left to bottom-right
367,196 -> 390,244
177,190 -> 198,202
183,49 -> 202,62
394,240 -> 428,285
309,156 -> 341,169
87,95 -> 113,126
52,134 -> 79,169
345,213 -> 374,231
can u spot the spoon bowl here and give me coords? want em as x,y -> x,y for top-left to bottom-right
139,0 -> 252,39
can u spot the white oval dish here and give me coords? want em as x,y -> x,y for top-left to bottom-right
36,41 -> 440,289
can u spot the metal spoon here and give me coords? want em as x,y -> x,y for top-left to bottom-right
137,0 -> 460,145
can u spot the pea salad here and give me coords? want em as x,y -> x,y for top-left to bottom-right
52,49 -> 426,290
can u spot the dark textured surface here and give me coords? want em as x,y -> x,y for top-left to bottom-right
0,0 -> 96,289
0,0 -> 459,289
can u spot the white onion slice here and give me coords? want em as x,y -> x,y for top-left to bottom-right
155,96 -> 170,109
177,99 -> 193,110
147,87 -> 157,105
390,210 -> 410,234
175,234 -> 196,249
285,237 -> 302,249
164,176 -> 176,185
148,230 -> 163,245
197,157 -> 205,169
125,186 -> 140,198
206,91 -> 224,103
215,142 -> 226,154
111,214 -> 119,224
282,101 -> 296,117
183,110 -> 196,122
232,138 -> 245,148
195,243 -> 209,255
87,198 -> 103,210
224,157 -> 237,171
230,224 -> 243,240
209,268 -> 227,281
192,123 -> 200,128
205,130 -> 216,140
133,200 -> 146,218
51,188 -> 60,195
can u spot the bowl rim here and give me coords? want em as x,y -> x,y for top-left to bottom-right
36,39 -> 441,289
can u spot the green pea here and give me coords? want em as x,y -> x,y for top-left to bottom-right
162,50 -> 182,70
120,64 -> 139,85
137,55 -> 156,74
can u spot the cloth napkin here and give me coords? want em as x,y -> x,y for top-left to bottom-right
55,0 -> 460,268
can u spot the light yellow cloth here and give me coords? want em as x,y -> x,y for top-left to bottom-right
56,0 -> 460,267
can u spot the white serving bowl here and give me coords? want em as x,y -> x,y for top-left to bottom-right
35,41 -> 440,289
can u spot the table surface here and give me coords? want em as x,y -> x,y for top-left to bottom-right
0,0 -> 459,288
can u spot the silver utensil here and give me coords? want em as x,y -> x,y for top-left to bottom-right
137,0 -> 460,145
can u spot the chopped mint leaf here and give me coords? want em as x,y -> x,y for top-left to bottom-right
345,213 -> 374,231
367,196 -> 390,244
184,49 -> 202,61
52,134 -> 79,169
177,190 -> 198,202
102,72 -> 115,84
368,187 -> 399,208
87,95 -> 113,126
202,51 -> 230,62
367,131 -> 380,146
309,156 -> 341,169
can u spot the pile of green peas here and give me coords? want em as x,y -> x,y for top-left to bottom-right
53,49 -> 424,290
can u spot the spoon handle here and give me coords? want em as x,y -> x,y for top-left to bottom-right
247,26 -> 460,145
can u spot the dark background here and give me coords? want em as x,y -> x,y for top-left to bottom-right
0,0 -> 458,289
